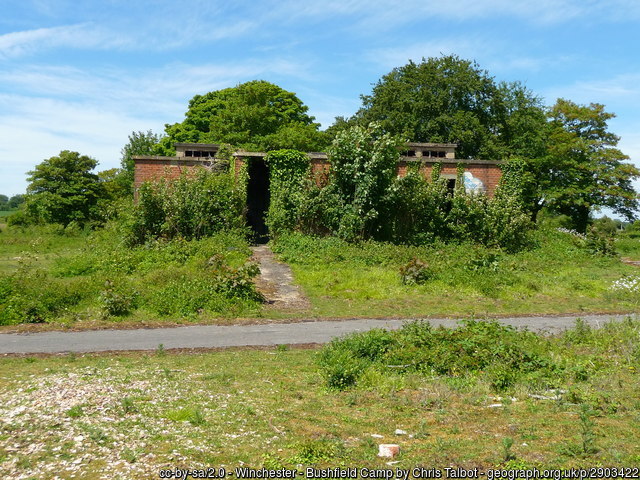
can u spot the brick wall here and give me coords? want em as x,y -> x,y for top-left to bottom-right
134,157 -> 210,192
134,155 -> 503,196
396,160 -> 502,196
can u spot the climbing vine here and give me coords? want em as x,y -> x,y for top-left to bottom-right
265,149 -> 311,237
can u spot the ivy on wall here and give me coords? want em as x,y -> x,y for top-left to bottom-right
265,149 -> 311,238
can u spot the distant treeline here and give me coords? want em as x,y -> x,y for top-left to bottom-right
0,194 -> 24,211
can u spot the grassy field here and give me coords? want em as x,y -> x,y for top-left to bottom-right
0,224 -> 264,330
270,230 -> 640,319
1,318 -> 639,479
1,223 -> 640,330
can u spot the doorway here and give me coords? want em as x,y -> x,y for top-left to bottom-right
246,159 -> 270,243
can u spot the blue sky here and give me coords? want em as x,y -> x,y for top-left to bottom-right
1,0 -> 640,198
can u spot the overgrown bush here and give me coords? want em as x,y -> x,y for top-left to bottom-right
0,270 -> 92,325
586,224 -> 617,256
318,320 -> 556,391
318,329 -> 396,389
265,150 -> 312,237
99,279 -> 139,317
123,168 -> 245,246
267,123 -> 534,251
0,225 -> 262,325
399,257 -> 431,285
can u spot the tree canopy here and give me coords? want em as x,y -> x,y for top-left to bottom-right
347,55 -> 546,160
0,194 -> 25,211
24,150 -> 104,226
541,99 -> 639,232
156,80 -> 328,154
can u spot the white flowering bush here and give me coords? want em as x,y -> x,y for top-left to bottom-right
557,227 -> 587,240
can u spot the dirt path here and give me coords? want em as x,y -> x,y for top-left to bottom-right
251,245 -> 310,310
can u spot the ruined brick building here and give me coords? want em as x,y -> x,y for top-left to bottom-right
134,142 -> 503,238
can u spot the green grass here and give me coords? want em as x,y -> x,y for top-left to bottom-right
616,231 -> 640,260
0,319 -> 638,478
0,210 -> 13,218
0,224 -> 263,328
1,222 -> 639,329
270,230 -> 640,319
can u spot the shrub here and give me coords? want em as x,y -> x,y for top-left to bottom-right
206,254 -> 264,302
0,271 -> 92,325
265,150 -> 311,237
318,329 -> 396,389
124,168 -> 245,246
586,224 -> 617,256
148,259 -> 262,318
99,280 -> 139,317
318,321 -> 556,391
399,257 -> 431,285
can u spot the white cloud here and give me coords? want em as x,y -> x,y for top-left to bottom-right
0,56 -> 321,195
270,0 -> 640,30
0,24 -> 131,59
367,38 -> 488,70
541,73 -> 640,111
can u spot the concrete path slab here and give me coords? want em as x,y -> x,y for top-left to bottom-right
0,313 -> 636,355
251,245 -> 310,310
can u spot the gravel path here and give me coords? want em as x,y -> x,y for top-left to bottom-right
0,313 -> 637,354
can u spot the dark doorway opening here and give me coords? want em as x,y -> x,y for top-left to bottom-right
246,159 -> 270,244
446,178 -> 457,196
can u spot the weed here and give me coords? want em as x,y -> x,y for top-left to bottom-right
399,257 -> 431,285
99,280 -> 138,317
165,407 -> 207,426
119,397 -> 137,415
156,344 -> 165,357
502,437 -> 516,462
121,447 -> 140,464
289,438 -> 338,465
319,320 -> 556,391
80,424 -> 111,445
579,403 -> 598,455
66,405 -> 84,418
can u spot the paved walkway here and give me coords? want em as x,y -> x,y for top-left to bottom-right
251,245 -> 310,310
0,313 -> 636,354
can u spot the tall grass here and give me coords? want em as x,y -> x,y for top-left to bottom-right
0,224 -> 262,326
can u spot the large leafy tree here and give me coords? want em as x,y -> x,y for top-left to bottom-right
7,194 -> 25,209
25,151 -> 104,226
540,99 -> 639,232
156,80 -> 328,154
347,55 -> 546,160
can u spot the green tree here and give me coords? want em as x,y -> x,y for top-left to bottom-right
120,130 -> 161,193
7,194 -> 25,209
343,55 -> 546,160
542,99 -> 639,232
0,195 -> 8,210
25,151 -> 104,226
156,80 -> 328,154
